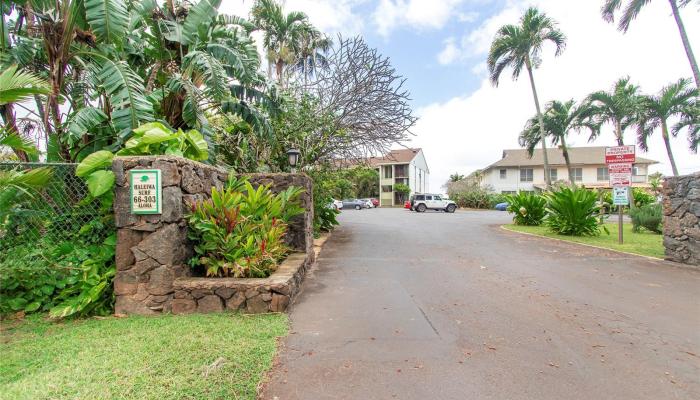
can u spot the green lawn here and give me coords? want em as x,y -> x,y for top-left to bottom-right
503,223 -> 664,259
0,313 -> 288,400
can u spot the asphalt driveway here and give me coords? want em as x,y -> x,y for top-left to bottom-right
263,208 -> 700,400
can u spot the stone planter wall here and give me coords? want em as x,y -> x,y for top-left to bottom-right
113,156 -> 314,314
662,172 -> 700,266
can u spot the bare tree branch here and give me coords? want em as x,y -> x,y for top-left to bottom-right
298,35 -> 417,161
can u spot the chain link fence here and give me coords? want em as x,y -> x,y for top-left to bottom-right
0,162 -> 111,249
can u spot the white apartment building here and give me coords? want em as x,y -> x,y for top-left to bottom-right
481,146 -> 657,193
368,148 -> 430,206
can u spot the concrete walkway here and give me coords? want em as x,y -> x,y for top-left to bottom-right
263,208 -> 700,400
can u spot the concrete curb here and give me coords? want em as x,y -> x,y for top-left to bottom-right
312,231 -> 331,259
499,225 -> 667,262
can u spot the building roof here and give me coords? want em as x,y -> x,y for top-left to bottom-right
367,148 -> 422,166
484,146 -> 657,169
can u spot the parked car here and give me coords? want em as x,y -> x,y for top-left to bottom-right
359,198 -> 374,208
494,202 -> 508,211
331,199 -> 343,210
409,193 -> 457,213
370,198 -> 380,207
341,199 -> 366,210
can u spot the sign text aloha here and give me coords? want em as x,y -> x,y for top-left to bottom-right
130,169 -> 162,214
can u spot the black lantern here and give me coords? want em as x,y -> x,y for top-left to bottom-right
287,148 -> 301,173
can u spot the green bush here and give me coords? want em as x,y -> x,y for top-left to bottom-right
308,168 -> 341,235
0,220 -> 115,318
506,192 -> 546,226
630,203 -> 662,233
489,193 -> 508,208
632,188 -> 655,207
186,176 -> 304,278
545,186 -> 602,236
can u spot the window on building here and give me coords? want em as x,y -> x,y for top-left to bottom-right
633,165 -> 640,176
597,167 -> 609,181
499,169 -> 507,179
394,164 -> 408,177
548,168 -> 558,181
520,168 -> 533,182
572,168 -> 583,182
382,165 -> 392,179
381,185 -> 392,193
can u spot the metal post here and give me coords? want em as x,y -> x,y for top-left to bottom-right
618,205 -> 624,244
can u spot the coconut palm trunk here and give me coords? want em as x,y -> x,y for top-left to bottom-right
559,136 -> 574,184
661,120 -> 680,176
669,0 -> 700,88
614,121 -> 624,146
525,55 -> 551,189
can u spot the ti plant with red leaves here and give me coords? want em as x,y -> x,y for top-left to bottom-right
186,176 -> 304,278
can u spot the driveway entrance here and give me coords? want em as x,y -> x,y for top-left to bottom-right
263,208 -> 700,399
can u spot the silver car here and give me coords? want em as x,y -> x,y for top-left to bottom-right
341,199 -> 366,210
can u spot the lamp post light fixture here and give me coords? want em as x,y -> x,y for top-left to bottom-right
287,148 -> 301,173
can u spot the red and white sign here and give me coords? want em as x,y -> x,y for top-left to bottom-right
608,163 -> 632,187
605,146 -> 636,164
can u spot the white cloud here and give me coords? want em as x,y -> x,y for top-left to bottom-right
437,37 -> 460,65
458,11 -> 479,23
219,0 -> 365,36
411,0 -> 700,189
373,0 -> 466,37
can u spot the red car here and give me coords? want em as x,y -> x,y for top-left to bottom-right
404,200 -> 411,209
370,198 -> 380,207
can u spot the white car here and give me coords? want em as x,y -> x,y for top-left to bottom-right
331,199 -> 343,210
409,193 -> 457,213
359,198 -> 374,208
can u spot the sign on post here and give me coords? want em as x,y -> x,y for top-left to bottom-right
608,163 -> 632,187
130,169 -> 162,214
606,146 -> 635,245
605,145 -> 636,164
612,186 -> 629,206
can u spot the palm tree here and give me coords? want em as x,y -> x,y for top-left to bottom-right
582,77 -> 641,145
519,100 -> 598,183
0,65 -> 49,161
4,0 -> 270,160
602,0 -> 700,88
449,173 -> 465,182
488,7 -> 566,189
294,27 -> 332,85
636,78 -> 698,176
251,0 -> 310,87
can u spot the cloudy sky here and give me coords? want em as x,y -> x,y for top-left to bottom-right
222,0 -> 700,189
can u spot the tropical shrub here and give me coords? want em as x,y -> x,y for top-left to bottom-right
632,188 -> 655,207
506,192 -> 546,225
545,186 -> 602,236
630,203 -> 662,233
75,123 -> 209,198
186,177 -> 304,278
0,167 -> 52,234
489,193 -> 508,208
0,216 -> 115,318
308,168 -> 342,235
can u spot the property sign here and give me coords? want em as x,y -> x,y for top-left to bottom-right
605,145 -> 636,164
612,186 -> 629,206
130,169 -> 162,214
608,163 -> 632,187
